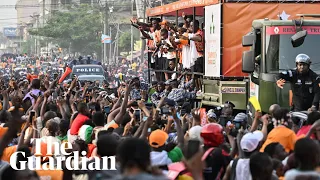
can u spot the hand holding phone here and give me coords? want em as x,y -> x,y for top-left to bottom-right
52,92 -> 58,101
104,106 -> 110,114
135,109 -> 141,121
29,110 -> 36,123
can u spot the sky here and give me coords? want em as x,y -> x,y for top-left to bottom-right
0,0 -> 18,31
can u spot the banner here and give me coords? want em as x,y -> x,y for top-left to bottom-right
266,26 -> 320,35
204,4 -> 221,77
101,34 -> 111,44
3,28 -> 17,37
146,0 -> 218,16
222,3 -> 320,77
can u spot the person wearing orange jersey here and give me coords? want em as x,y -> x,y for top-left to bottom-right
35,142 -> 63,180
189,20 -> 204,92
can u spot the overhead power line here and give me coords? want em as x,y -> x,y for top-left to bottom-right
0,2 -> 134,8
0,16 -> 34,21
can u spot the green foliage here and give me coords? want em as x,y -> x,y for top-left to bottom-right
29,4 -> 103,55
118,28 -> 140,55
118,32 -> 131,54
21,38 -> 34,54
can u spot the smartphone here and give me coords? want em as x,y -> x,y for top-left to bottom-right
135,109 -> 141,121
161,107 -> 170,114
85,96 -> 90,103
29,110 -> 36,123
52,92 -> 58,100
104,106 -> 110,114
185,139 -> 200,160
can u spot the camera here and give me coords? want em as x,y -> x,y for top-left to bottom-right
160,107 -> 170,114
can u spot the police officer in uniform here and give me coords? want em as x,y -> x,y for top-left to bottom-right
277,54 -> 320,111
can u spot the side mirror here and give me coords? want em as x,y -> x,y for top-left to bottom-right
291,30 -> 307,48
242,50 -> 255,73
242,32 -> 256,47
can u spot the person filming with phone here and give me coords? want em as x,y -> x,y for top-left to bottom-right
276,54 -> 320,111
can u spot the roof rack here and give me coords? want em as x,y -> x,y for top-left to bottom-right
297,14 -> 320,18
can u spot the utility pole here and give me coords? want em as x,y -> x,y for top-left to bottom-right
35,17 -> 38,55
103,0 -> 109,65
131,0 -> 134,62
140,0 -> 146,64
43,0 -> 45,27
109,26 -> 112,64
114,23 -> 119,64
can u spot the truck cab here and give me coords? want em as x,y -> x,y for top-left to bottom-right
242,17 -> 320,112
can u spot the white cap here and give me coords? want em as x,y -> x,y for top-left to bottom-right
189,125 -> 203,142
240,131 -> 263,152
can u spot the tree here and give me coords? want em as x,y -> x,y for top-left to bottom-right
29,4 -> 103,55
118,32 -> 131,55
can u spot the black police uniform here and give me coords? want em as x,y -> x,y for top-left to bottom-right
279,69 -> 320,111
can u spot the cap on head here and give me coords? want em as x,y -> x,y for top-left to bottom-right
200,123 -> 224,147
234,113 -> 248,122
149,130 -> 168,148
240,131 -> 263,152
224,101 -> 235,108
295,54 -> 311,65
207,110 -> 217,119
189,125 -> 203,142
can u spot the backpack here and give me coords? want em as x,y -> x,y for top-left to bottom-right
167,147 -> 215,180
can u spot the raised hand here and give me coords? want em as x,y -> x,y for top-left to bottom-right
276,79 -> 286,89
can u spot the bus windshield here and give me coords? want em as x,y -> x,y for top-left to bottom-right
265,26 -> 320,74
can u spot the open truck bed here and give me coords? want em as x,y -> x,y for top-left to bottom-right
147,0 -> 320,111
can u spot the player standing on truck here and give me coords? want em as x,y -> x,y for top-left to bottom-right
276,54 -> 320,111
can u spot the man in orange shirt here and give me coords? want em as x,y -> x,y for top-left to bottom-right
260,108 -> 297,153
189,20 -> 204,92
35,142 -> 63,180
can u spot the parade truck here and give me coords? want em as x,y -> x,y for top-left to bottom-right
146,0 -> 320,112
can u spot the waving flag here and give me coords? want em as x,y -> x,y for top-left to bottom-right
101,34 -> 111,44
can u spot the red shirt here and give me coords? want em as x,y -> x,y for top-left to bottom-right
297,125 -> 315,139
70,114 -> 89,135
27,74 -> 38,82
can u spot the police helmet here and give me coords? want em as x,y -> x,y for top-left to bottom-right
295,54 -> 311,65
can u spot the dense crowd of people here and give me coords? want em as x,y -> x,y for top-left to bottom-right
0,14 -> 318,180
0,54 -> 318,180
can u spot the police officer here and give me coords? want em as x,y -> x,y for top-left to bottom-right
276,54 -> 320,111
